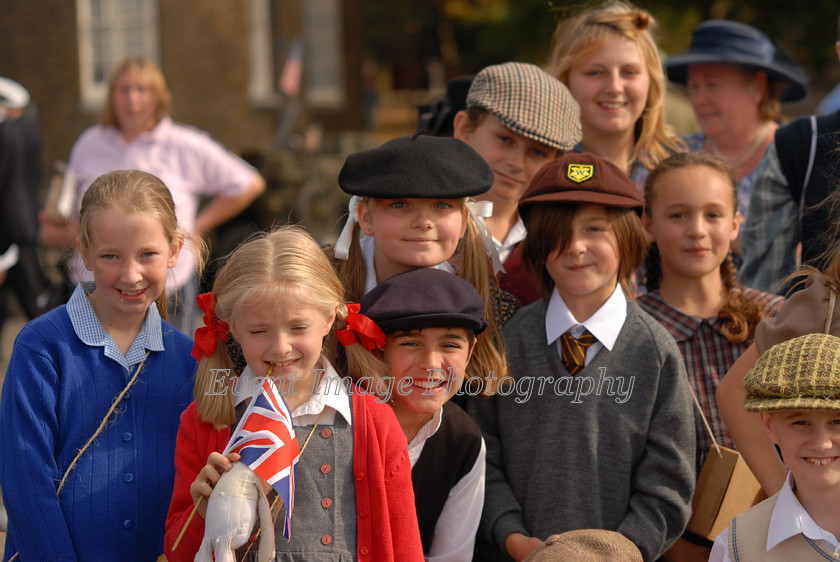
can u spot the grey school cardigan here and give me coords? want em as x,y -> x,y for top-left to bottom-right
469,299 -> 696,561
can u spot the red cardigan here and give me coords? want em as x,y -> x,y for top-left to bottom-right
163,391 -> 424,561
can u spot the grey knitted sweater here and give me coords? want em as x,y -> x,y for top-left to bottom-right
469,299 -> 696,561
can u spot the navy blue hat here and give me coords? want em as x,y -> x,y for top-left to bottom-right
359,269 -> 487,334
665,20 -> 809,102
338,133 -> 493,198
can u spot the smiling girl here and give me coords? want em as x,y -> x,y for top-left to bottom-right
164,226 -> 423,560
0,170 -> 199,561
637,152 -> 783,560
347,267 -> 487,560
548,0 -> 684,190
328,133 -> 507,397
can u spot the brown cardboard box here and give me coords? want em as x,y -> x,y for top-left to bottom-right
686,446 -> 766,541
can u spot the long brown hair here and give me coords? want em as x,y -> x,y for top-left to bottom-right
521,203 -> 648,299
643,152 -> 766,342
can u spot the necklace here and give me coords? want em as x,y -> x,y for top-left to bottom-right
707,121 -> 772,168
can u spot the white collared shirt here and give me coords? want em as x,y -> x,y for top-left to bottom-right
545,284 -> 627,366
232,359 -> 352,427
710,473 -> 840,561
491,216 -> 526,264
360,236 -> 454,295
406,407 -> 486,562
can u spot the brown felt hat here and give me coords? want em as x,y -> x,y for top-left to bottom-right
744,333 -> 840,412
518,153 -> 643,215
523,529 -> 643,562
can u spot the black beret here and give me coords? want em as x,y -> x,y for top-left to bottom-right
360,268 -> 487,334
338,133 -> 494,198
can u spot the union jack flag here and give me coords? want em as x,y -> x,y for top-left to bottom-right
223,378 -> 300,540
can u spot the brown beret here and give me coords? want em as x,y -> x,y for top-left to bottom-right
518,152 -> 643,215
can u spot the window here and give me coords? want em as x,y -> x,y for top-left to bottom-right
77,0 -> 160,110
303,0 -> 344,109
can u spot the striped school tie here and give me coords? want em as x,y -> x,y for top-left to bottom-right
561,329 -> 597,375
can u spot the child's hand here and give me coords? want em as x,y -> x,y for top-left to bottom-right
504,533 -> 544,561
189,452 -> 241,518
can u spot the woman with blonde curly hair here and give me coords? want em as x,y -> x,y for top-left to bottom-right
548,0 -> 684,190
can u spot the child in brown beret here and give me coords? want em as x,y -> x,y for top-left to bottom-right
468,152 -> 696,561
710,333 -> 840,561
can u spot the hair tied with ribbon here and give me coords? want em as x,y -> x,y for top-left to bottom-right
335,303 -> 386,351
191,292 -> 231,361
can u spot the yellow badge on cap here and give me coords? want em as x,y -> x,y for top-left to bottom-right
567,163 -> 594,183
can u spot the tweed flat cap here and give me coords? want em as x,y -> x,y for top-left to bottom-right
359,268 -> 487,335
338,133 -> 493,198
518,152 -> 643,214
467,62 -> 582,152
523,530 -> 643,562
744,333 -> 840,412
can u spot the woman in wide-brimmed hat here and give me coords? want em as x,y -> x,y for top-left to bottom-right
665,20 -> 809,220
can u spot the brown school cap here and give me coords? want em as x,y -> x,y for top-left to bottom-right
518,152 -> 644,215
744,333 -> 840,412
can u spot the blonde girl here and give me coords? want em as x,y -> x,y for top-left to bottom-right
164,226 -> 423,560
0,170 -> 197,561
548,0 -> 685,189
328,133 -> 507,397
637,152 -> 783,559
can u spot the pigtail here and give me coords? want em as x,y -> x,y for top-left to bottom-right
332,302 -> 390,394
643,243 -> 663,293
718,252 -> 766,343
325,221 -> 367,304
456,216 -> 508,396
193,344 -> 236,430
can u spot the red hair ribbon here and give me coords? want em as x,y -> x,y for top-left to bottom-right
335,303 -> 386,351
191,292 -> 230,361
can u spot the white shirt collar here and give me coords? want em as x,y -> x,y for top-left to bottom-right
767,473 -> 840,552
406,407 -> 444,467
360,235 -> 454,295
491,216 -> 526,264
232,359 -> 352,426
545,284 -> 626,349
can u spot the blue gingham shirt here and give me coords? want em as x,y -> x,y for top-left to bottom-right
738,142 -> 799,295
67,282 -> 165,372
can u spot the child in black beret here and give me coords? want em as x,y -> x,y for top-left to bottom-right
344,267 -> 488,560
328,133 -> 507,397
